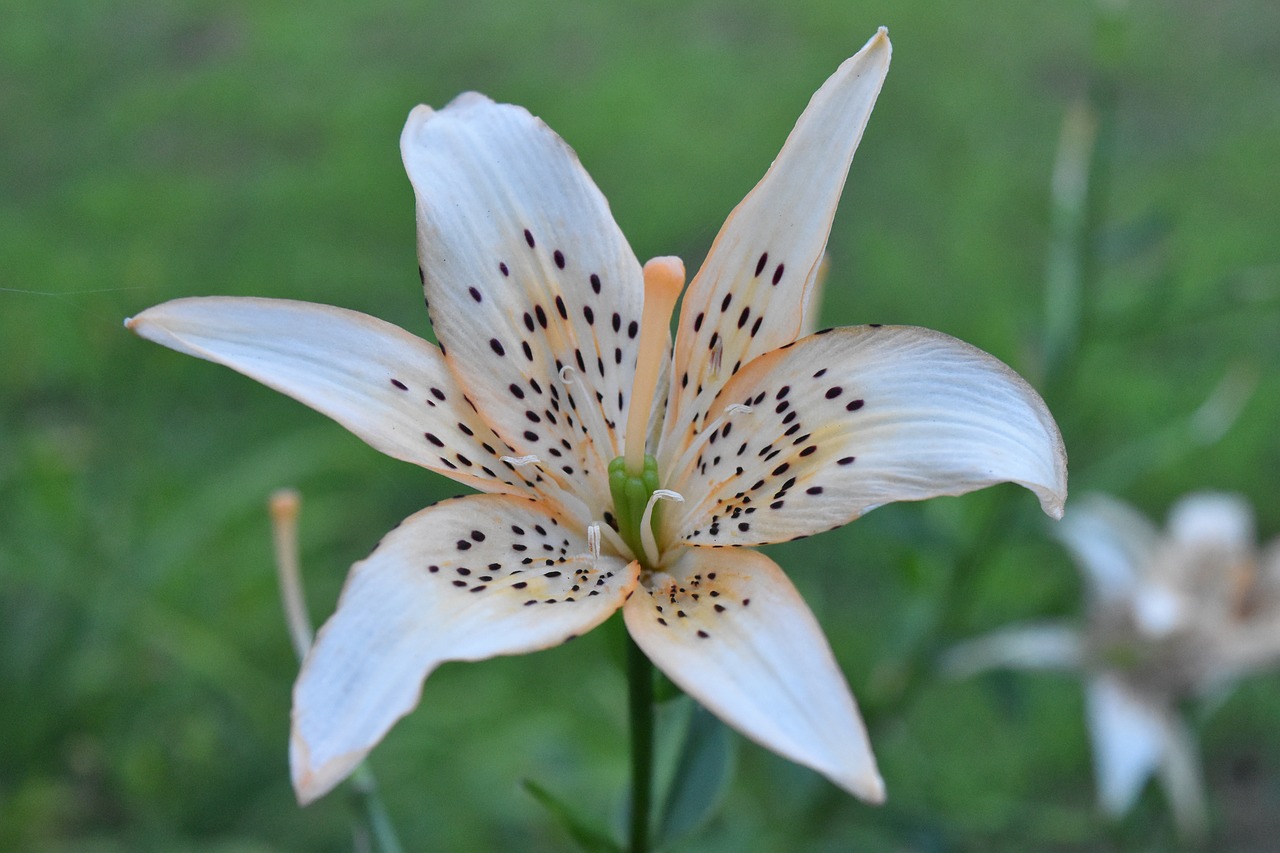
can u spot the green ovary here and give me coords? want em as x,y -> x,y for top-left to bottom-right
608,454 -> 661,569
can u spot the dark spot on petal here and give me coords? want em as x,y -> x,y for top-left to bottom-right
754,252 -> 768,277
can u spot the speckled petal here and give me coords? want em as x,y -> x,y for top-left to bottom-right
623,547 -> 883,803
658,29 -> 890,475
291,494 -> 639,804
126,297 -> 550,501
401,95 -> 644,512
663,325 -> 1067,548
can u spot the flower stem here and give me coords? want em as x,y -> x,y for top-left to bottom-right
626,633 -> 655,853
351,764 -> 406,853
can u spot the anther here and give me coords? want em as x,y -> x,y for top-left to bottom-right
501,454 -> 541,466
640,489 -> 684,568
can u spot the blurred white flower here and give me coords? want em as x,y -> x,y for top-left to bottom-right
945,492 -> 1280,836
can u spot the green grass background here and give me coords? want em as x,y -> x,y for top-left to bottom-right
3,0 -> 1278,849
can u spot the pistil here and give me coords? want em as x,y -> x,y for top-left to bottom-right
607,257 -> 685,568
624,256 -> 685,473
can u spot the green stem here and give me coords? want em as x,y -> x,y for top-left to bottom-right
626,633 -> 655,853
351,763 -> 405,853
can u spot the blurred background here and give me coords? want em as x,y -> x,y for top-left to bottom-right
3,0 -> 1278,849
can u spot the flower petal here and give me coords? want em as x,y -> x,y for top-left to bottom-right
1155,713 -> 1208,838
401,95 -> 644,512
126,297 -> 554,500
1053,493 -> 1159,608
663,325 -> 1067,548
623,547 -> 883,802
941,623 -> 1084,679
291,494 -> 639,804
1166,491 -> 1254,551
658,29 -> 890,474
1085,673 -> 1168,818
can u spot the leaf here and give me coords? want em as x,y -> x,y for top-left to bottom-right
522,779 -> 623,853
657,701 -> 736,845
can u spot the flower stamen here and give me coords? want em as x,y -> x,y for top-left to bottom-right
500,454 -> 541,466
586,522 -> 601,562
558,364 -> 617,461
666,403 -> 754,490
639,489 -> 684,569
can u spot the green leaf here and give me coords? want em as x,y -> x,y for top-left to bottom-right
522,779 -> 623,853
657,702 -> 735,845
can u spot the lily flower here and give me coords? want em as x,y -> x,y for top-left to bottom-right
126,28 -> 1066,806
945,492 -> 1280,835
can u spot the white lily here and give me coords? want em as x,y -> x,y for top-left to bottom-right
946,492 -> 1280,836
127,29 -> 1066,807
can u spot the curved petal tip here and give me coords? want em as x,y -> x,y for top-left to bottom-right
290,728 -> 366,806
846,766 -> 887,805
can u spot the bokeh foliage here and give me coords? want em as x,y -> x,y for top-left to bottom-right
3,0 -> 1278,849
